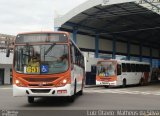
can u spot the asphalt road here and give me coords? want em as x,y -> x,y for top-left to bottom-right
0,83 -> 160,116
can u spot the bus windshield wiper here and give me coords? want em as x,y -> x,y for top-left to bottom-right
44,43 -> 56,55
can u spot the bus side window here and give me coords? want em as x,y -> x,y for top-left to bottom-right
126,63 -> 131,72
70,45 -> 75,69
117,64 -> 121,75
75,49 -> 80,66
143,65 -> 146,72
75,49 -> 78,65
139,64 -> 143,72
131,64 -> 136,72
136,64 -> 140,72
144,64 -> 150,72
122,63 -> 126,72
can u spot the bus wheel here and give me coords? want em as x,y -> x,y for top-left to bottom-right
122,79 -> 126,88
78,89 -> 83,96
104,85 -> 109,88
140,78 -> 144,86
78,80 -> 84,95
68,95 -> 75,102
28,97 -> 34,103
68,80 -> 76,102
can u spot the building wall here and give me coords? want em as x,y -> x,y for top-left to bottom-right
77,34 -> 95,49
0,64 -> 12,84
99,39 -> 112,51
130,44 -> 139,55
142,47 -> 150,56
116,42 -> 127,54
152,48 -> 159,57
0,52 -> 13,64
76,34 -> 159,59
0,53 -> 13,84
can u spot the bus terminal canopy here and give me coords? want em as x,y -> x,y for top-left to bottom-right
54,0 -> 160,49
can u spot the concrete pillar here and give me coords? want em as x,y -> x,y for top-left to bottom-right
4,65 -> 11,84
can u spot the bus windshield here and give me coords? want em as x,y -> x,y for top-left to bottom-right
14,44 -> 69,74
97,61 -> 116,77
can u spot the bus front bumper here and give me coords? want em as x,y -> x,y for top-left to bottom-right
96,80 -> 117,86
13,84 -> 73,97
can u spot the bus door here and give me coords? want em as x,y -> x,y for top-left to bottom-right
122,63 -> 131,84
117,63 -> 122,83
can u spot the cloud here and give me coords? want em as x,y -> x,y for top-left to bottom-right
0,0 -> 87,35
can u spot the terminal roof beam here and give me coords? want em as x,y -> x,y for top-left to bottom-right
55,0 -> 160,50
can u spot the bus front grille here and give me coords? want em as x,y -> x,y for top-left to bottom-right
28,83 -> 54,87
23,77 -> 58,82
30,89 -> 51,93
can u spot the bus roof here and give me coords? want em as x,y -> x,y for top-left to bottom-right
17,31 -> 70,36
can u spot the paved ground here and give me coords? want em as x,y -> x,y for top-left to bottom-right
85,83 -> 160,95
0,83 -> 160,116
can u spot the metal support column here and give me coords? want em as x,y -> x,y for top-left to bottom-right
150,47 -> 152,67
127,40 -> 130,60
95,33 -> 99,58
139,43 -> 143,62
159,49 -> 160,67
73,27 -> 78,44
112,37 -> 116,59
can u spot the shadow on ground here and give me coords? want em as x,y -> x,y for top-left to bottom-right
23,94 -> 81,107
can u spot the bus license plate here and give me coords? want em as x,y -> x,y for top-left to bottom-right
102,82 -> 109,84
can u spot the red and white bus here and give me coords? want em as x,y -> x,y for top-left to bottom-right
96,59 -> 150,87
8,31 -> 85,103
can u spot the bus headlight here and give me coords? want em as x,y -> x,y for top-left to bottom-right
55,77 -> 71,87
15,80 -> 20,84
15,79 -> 25,87
62,79 -> 67,84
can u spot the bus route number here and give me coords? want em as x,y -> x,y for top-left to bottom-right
26,66 -> 40,73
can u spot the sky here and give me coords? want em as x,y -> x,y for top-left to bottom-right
0,0 -> 87,35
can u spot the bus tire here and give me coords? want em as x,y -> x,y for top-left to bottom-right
122,79 -> 126,88
78,89 -> 83,96
78,79 -> 84,95
140,78 -> 144,86
104,85 -> 109,88
28,97 -> 34,103
68,80 -> 77,102
68,95 -> 75,102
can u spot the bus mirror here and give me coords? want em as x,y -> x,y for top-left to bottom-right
6,47 -> 10,57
